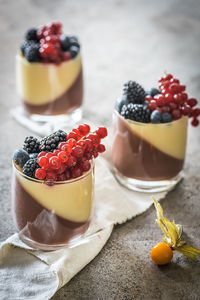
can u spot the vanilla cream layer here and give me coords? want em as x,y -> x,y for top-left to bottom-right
117,113 -> 188,160
16,53 -> 82,105
17,170 -> 94,223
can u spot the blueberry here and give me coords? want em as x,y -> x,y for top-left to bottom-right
69,45 -> 79,58
151,110 -> 162,124
60,35 -> 71,51
25,28 -> 38,41
69,36 -> 80,48
115,95 -> 129,113
13,149 -> 30,168
149,88 -> 160,97
161,112 -> 173,123
29,153 -> 38,159
24,44 -> 41,62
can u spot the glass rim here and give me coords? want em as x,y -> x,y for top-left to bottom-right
114,108 -> 188,127
13,158 -> 94,185
16,52 -> 81,66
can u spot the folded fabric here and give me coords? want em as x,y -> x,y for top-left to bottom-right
0,158 -> 167,300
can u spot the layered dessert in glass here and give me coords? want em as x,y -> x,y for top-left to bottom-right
12,124 -> 107,250
16,22 -> 83,125
112,74 -> 200,192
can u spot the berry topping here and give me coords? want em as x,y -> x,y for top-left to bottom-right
23,136 -> 40,154
39,130 -> 67,152
121,103 -> 151,123
13,149 -> 30,168
25,28 -> 38,41
21,22 -> 80,64
14,123 -> 107,182
119,73 -> 199,126
123,81 -> 146,104
23,158 -> 39,178
150,110 -> 162,124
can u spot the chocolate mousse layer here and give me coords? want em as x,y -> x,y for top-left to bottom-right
12,175 -> 89,245
112,116 -> 184,181
23,69 -> 83,115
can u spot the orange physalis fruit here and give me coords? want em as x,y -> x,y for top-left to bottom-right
151,242 -> 173,265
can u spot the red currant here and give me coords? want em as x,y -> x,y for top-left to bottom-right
181,105 -> 192,116
187,98 -> 197,107
38,156 -> 49,168
149,100 -> 157,111
173,93 -> 182,104
57,163 -> 67,174
78,124 -> 91,136
67,155 -> 77,167
97,144 -> 106,153
45,153 -> 54,159
38,152 -> 47,158
49,156 -> 62,169
145,95 -> 153,102
181,92 -> 188,102
191,118 -> 199,127
96,127 -> 108,138
67,138 -> 77,147
192,108 -> 200,118
67,132 -> 79,141
170,78 -> 180,84
79,160 -> 91,172
169,83 -> 180,94
35,168 -> 46,180
57,173 -> 67,181
77,140 -> 87,150
72,146 -> 84,158
71,167 -> 82,178
87,134 -> 101,146
172,109 -> 182,120
46,171 -> 57,181
165,93 -> 173,103
61,143 -> 72,154
58,151 -> 69,163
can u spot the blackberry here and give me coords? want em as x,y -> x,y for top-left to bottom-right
23,136 -> 40,154
123,81 -> 145,104
25,28 -> 38,41
39,130 -> 67,152
23,158 -> 39,178
121,103 -> 151,123
24,43 -> 41,62
20,41 -> 36,55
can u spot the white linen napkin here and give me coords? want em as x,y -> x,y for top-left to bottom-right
0,158 -> 167,300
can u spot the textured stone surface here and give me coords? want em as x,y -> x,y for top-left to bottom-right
0,0 -> 200,299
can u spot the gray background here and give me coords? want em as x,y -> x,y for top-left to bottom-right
0,0 -> 200,299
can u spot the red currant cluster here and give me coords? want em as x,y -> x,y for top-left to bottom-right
37,22 -> 70,63
35,124 -> 107,181
146,73 -> 200,126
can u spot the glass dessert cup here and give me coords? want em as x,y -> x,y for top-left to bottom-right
12,161 -> 94,251
112,110 -> 188,193
16,52 -> 83,131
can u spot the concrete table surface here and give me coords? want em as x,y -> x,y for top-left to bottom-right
0,0 -> 200,299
